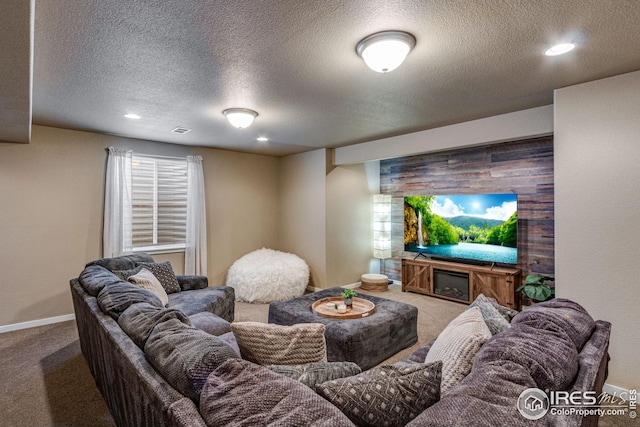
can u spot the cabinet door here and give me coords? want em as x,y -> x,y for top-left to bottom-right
402,262 -> 430,294
472,272 -> 516,308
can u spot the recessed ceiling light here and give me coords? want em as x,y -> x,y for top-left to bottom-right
256,137 -> 269,142
124,113 -> 141,120
544,43 -> 576,56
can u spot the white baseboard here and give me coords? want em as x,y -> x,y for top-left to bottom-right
0,314 -> 76,334
603,383 -> 632,397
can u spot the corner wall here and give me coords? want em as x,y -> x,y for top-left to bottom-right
555,70 -> 640,391
278,149 -> 328,288
326,162 -> 377,285
0,125 -> 280,327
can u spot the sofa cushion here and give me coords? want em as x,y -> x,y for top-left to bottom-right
78,265 -> 122,297
217,332 -> 241,358
407,338 -> 436,363
97,281 -> 163,320
469,293 -> 511,335
267,361 -> 362,389
188,312 -> 232,336
511,298 -> 595,351
406,360 -> 541,427
144,319 -> 238,402
425,307 -> 491,396
167,397 -> 207,427
175,274 -> 209,291
316,362 -> 442,427
117,302 -> 191,348
168,286 -> 234,319
231,322 -> 327,365
199,358 -> 356,427
475,322 -> 579,391
128,268 -> 169,306
135,261 -> 181,294
86,253 -> 154,271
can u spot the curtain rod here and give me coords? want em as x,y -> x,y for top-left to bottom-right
105,146 -> 199,161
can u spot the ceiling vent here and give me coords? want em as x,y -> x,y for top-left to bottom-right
171,126 -> 191,134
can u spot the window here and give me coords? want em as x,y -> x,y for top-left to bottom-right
131,155 -> 188,252
104,147 -> 207,274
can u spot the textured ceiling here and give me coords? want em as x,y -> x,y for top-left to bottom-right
5,1 -> 640,155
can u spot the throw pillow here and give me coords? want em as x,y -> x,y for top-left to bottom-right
128,268 -> 169,306
485,295 -> 519,322
96,281 -> 163,320
136,261 -> 181,294
199,359 -> 355,427
144,319 -> 238,402
112,266 -> 143,281
316,362 -> 442,427
117,302 -> 191,348
469,293 -> 511,335
230,322 -> 327,365
425,307 -> 492,396
267,361 -> 362,389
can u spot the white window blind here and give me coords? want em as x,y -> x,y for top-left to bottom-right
131,155 -> 188,252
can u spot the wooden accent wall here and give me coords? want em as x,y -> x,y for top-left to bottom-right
380,136 -> 554,280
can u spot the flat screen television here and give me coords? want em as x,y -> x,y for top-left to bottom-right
404,194 -> 518,265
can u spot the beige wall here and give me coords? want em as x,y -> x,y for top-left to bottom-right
0,125 -> 279,327
555,70 -> 640,391
334,105 -> 553,165
326,163 -> 375,285
278,149 -> 327,288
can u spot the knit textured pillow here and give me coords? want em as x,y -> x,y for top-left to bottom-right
136,261 -> 181,294
316,362 -> 442,427
425,307 -> 492,396
230,322 -> 327,365
128,268 -> 169,306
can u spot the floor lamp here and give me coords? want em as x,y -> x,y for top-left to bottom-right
373,194 -> 392,276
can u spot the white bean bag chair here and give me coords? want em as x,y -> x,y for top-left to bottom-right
226,248 -> 310,303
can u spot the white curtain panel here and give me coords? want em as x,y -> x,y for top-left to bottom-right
103,147 -> 133,257
185,155 -> 207,275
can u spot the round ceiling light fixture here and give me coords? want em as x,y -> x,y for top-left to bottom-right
544,42 -> 576,56
356,30 -> 416,73
222,108 -> 258,129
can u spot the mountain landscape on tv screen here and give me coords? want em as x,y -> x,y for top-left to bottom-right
404,194 -> 518,264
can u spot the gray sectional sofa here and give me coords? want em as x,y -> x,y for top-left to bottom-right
71,254 -> 611,427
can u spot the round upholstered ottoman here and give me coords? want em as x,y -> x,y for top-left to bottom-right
226,248 -> 310,303
360,273 -> 389,292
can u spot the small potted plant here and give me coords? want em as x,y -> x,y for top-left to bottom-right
341,289 -> 357,308
517,274 -> 555,305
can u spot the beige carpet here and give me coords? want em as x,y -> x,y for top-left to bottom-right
239,284 -> 469,366
0,286 -> 631,426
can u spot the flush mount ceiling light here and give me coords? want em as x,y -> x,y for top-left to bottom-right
356,30 -> 416,73
544,42 -> 576,56
124,113 -> 141,120
256,137 -> 269,142
222,108 -> 258,129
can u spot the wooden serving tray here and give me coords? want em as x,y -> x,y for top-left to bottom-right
311,297 -> 376,320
